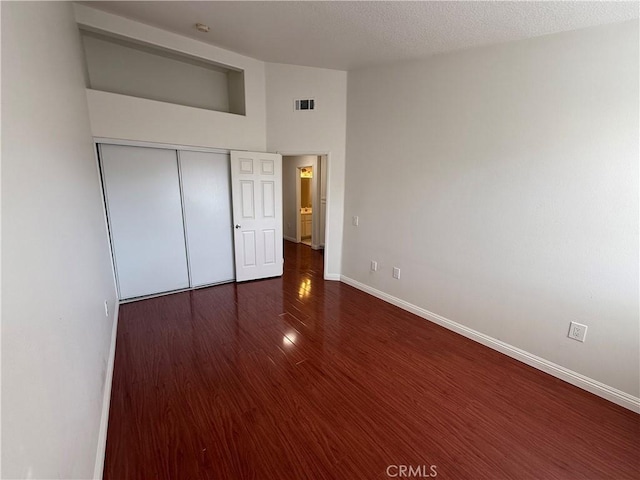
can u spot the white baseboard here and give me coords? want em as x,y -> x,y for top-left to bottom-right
284,235 -> 297,243
324,273 -> 341,281
340,275 -> 640,413
93,302 -> 120,479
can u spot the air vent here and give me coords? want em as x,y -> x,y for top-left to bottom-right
294,99 -> 315,111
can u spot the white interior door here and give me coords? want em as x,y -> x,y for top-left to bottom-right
179,150 -> 235,287
230,151 -> 283,282
100,144 -> 189,299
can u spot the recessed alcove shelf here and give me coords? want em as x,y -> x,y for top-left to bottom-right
79,28 -> 246,115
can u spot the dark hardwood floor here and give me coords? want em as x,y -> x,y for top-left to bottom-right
104,241 -> 639,479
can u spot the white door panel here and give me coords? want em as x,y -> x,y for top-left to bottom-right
179,150 -> 235,287
231,151 -> 283,282
263,229 -> 276,264
262,181 -> 276,218
100,144 -> 189,299
242,231 -> 257,267
240,181 -> 255,218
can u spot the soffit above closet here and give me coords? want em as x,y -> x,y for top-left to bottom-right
78,1 -> 638,70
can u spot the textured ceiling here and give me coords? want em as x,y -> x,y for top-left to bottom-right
80,1 -> 640,70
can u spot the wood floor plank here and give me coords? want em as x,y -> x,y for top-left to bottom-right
104,241 -> 639,479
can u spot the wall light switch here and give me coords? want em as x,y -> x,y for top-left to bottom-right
370,261 -> 378,272
392,267 -> 401,279
352,216 -> 359,226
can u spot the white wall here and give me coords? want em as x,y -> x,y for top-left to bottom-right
266,63 -> 347,279
75,4 -> 266,151
1,2 -> 118,478
343,21 -> 639,399
82,33 -> 231,112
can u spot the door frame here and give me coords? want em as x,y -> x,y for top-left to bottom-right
279,151 -> 332,280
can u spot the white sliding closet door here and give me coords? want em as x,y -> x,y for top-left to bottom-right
179,150 -> 235,287
100,144 -> 189,299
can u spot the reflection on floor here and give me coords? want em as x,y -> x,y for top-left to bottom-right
103,240 -> 640,479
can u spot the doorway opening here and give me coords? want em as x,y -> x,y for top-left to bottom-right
282,154 -> 327,255
299,166 -> 313,246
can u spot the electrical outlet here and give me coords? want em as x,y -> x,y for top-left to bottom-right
370,260 -> 378,272
104,300 -> 109,317
352,216 -> 359,226
392,267 -> 401,279
568,322 -> 587,342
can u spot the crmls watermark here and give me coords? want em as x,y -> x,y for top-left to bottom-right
386,465 -> 438,477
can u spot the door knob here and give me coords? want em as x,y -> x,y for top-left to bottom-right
235,224 -> 241,229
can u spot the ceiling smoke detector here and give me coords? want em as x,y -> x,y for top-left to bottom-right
195,23 -> 210,33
